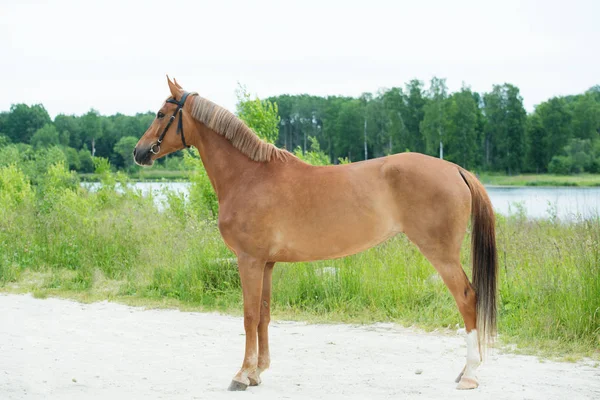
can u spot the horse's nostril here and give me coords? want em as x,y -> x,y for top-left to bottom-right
133,148 -> 137,156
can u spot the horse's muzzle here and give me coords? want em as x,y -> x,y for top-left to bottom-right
133,146 -> 154,166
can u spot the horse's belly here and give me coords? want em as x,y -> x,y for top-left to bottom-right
270,217 -> 400,262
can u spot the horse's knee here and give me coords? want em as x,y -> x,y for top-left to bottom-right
433,264 -> 477,330
259,312 -> 270,326
244,312 -> 260,330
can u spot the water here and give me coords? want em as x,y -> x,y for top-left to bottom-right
486,186 -> 599,220
84,182 -> 600,221
83,181 -> 190,207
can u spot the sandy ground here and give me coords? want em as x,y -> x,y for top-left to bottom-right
1,294 -> 598,400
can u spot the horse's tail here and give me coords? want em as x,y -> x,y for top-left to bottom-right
459,168 -> 498,354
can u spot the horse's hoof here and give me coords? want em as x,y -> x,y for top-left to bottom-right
228,380 -> 249,391
456,376 -> 479,390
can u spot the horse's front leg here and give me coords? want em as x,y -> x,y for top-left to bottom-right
247,261 -> 275,386
228,255 -> 266,391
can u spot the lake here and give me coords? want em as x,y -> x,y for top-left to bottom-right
85,182 -> 600,221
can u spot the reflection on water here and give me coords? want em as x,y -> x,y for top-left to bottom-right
83,182 -> 600,221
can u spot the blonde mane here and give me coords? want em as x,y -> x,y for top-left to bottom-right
190,95 -> 291,162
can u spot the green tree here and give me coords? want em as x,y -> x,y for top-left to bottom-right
503,84 -> 527,174
445,87 -> 479,168
295,95 -> 326,155
359,93 -> 372,160
421,77 -> 449,158
4,104 -> 51,144
0,135 -> 10,147
471,91 -> 486,167
483,88 -> 502,169
0,144 -> 22,167
381,87 -> 408,154
0,111 -> 8,137
113,136 -> 139,170
236,85 -> 280,144
570,92 -> 600,140
334,99 -> 363,161
321,96 -> 349,162
536,97 -> 572,168
548,138 -> 594,174
31,124 -> 60,149
269,94 -> 294,150
483,84 -> 527,173
362,92 -> 389,159
30,146 -> 68,183
81,109 -> 103,157
78,147 -> 95,173
404,79 -> 427,153
294,136 -> 330,165
54,114 -> 83,149
63,147 -> 81,171
526,113 -> 546,172
58,130 -> 70,147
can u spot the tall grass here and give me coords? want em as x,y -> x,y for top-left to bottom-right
0,162 -> 598,358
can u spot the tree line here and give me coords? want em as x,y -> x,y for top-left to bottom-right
1,78 -> 599,175
0,105 -> 155,173
270,79 -> 600,174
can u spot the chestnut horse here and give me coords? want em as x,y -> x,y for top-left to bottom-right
134,77 -> 497,391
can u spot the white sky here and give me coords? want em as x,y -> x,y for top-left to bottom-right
1,0 -> 598,118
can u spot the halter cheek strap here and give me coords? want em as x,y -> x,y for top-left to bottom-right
150,91 -> 197,155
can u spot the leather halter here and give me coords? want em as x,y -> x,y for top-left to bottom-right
150,91 -> 197,155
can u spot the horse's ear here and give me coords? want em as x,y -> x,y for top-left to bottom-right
166,75 -> 182,99
173,78 -> 183,89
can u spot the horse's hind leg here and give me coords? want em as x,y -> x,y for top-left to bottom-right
438,261 -> 480,389
419,247 -> 481,389
404,216 -> 481,390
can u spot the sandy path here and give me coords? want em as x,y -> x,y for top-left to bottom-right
0,294 -> 598,400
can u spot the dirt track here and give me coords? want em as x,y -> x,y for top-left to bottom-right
1,294 -> 598,400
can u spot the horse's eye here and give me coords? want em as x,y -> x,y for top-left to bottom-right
157,111 -> 165,119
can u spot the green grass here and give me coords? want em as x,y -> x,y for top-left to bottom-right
479,172 -> 600,187
1,164 -> 599,360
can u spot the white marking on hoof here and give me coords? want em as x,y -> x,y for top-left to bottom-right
456,328 -> 482,388
248,370 -> 261,386
456,376 -> 479,390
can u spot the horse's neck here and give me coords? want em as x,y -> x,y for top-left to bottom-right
189,121 -> 257,201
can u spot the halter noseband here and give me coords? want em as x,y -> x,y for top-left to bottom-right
150,91 -> 197,155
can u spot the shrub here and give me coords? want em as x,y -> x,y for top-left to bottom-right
548,155 -> 572,174
185,148 -> 218,219
0,164 -> 34,210
294,137 -> 330,166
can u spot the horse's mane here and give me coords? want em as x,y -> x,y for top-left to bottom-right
190,95 -> 291,162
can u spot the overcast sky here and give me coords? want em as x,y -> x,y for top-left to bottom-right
1,0 -> 598,118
